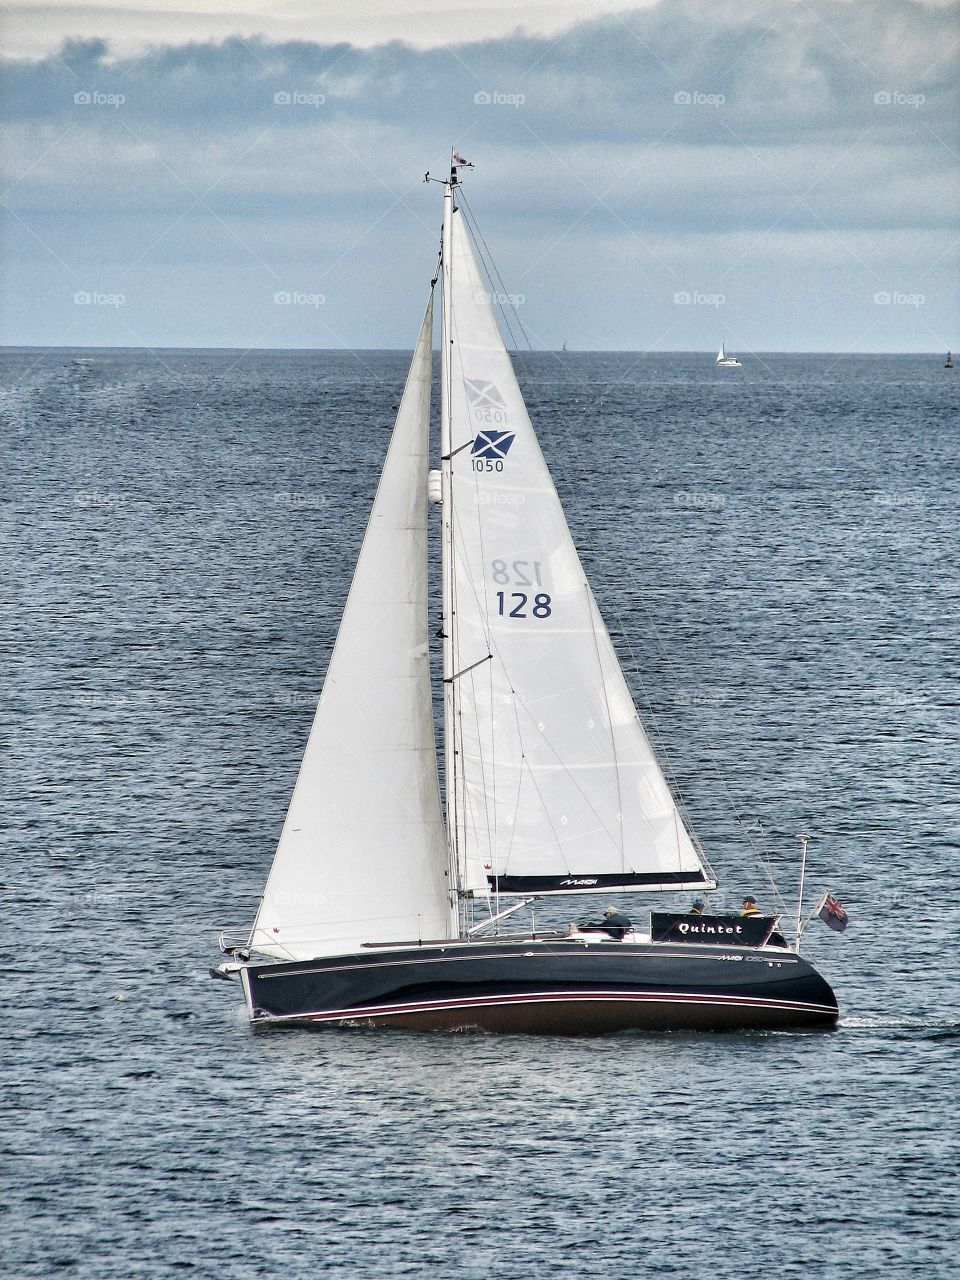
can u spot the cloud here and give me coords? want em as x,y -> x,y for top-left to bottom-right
5,4 -> 956,139
1,1 -> 957,348
3,1 -> 663,58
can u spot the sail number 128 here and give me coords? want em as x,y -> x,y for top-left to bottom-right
496,592 -> 552,618
491,560 -> 552,620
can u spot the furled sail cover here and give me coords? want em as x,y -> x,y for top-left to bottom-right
250,294 -> 454,959
445,211 -> 713,895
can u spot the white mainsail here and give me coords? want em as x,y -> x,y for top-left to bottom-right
250,294 -> 454,959
442,205 -> 713,896
717,342 -> 725,362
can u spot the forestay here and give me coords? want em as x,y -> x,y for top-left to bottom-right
250,294 -> 454,959
443,209 -> 713,896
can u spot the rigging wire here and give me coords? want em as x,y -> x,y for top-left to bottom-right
456,187 -> 787,910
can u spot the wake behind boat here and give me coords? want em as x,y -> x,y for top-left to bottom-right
214,153 -> 840,1033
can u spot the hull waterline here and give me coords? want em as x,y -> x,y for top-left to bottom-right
239,937 -> 838,1034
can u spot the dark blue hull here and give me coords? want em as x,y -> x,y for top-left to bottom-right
240,937 -> 838,1033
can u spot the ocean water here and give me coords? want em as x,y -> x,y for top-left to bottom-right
3,348 -> 958,1278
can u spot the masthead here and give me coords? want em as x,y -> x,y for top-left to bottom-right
450,149 -> 474,185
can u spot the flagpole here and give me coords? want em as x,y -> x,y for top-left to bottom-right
794,832 -> 808,946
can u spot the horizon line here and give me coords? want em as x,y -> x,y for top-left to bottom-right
0,344 -> 952,357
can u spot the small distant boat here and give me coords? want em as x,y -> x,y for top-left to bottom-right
716,341 -> 742,368
946,351 -> 954,368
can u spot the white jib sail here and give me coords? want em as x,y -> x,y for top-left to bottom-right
444,208 -> 712,895
250,293 -> 454,959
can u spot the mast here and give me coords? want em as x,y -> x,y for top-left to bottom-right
440,151 -> 463,936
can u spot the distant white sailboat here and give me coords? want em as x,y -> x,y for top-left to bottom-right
716,341 -> 742,368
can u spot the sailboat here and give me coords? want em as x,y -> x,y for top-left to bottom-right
214,154 -> 838,1033
716,340 -> 742,368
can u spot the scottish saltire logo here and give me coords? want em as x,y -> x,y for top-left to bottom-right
464,378 -> 507,411
465,378 -> 514,466
472,428 -> 516,461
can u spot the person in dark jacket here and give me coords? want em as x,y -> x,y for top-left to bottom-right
601,905 -> 632,939
690,899 -> 705,916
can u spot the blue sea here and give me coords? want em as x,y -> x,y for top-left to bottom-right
3,348 -> 958,1278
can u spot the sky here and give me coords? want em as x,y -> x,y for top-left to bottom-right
2,0 -> 958,351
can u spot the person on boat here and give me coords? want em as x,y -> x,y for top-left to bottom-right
601,905 -> 632,939
740,896 -> 761,916
690,899 -> 705,916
